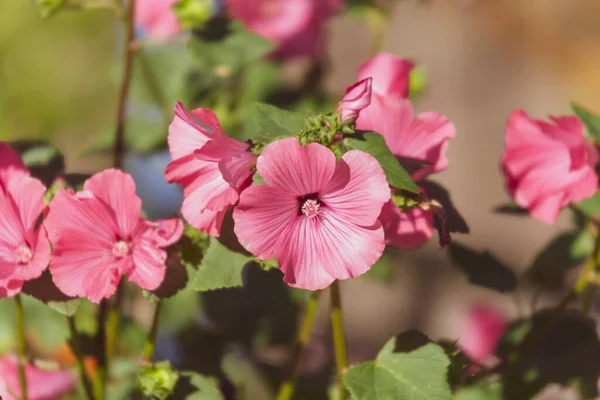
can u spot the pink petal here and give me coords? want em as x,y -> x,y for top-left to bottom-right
6,176 -> 46,234
135,0 -> 180,39
257,138 -> 336,196
168,103 -> 218,160
0,143 -> 28,190
0,355 -> 76,400
357,53 -> 414,98
321,150 -> 390,226
0,279 -> 23,298
182,208 -> 226,237
458,305 -> 506,364
379,200 -> 433,249
336,78 -> 373,122
149,218 -> 184,247
9,227 -> 50,282
218,152 -> 257,190
128,226 -> 167,291
83,169 -> 142,240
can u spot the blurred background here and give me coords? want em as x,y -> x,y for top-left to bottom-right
2,0 -> 600,398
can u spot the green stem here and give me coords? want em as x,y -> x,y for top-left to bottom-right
575,225 -> 600,315
330,281 -> 347,400
276,290 -> 322,400
14,294 -> 28,400
93,302 -> 107,400
68,317 -> 95,400
142,300 -> 163,363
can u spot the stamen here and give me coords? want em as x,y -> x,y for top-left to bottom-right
112,241 -> 131,258
301,199 -> 321,219
15,246 -> 33,264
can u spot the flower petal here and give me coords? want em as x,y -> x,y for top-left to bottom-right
128,226 -> 167,291
258,138 -> 336,196
321,150 -> 390,226
168,102 -> 217,160
0,143 -> 28,190
149,218 -> 184,247
379,200 -> 433,249
6,176 -> 46,233
0,279 -> 23,298
357,53 -> 414,98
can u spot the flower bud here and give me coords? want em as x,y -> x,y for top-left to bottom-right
137,361 -> 179,400
336,78 -> 373,122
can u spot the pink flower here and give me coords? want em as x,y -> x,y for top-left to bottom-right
502,110 -> 599,224
135,0 -> 180,40
164,102 -> 256,237
356,96 -> 455,249
336,78 -> 373,122
0,355 -> 75,400
148,218 -> 184,247
45,169 -> 169,304
458,305 -> 506,365
357,53 -> 414,99
233,137 -> 390,290
0,152 -> 50,298
226,0 -> 344,59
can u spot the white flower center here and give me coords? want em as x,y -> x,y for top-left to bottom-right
15,246 -> 33,264
301,199 -> 321,219
112,241 -> 131,258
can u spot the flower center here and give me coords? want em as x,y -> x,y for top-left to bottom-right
301,199 -> 321,219
15,246 -> 33,264
112,241 -> 131,258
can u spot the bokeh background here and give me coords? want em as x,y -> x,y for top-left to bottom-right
2,0 -> 600,398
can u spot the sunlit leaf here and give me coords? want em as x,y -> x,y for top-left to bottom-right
192,239 -> 252,291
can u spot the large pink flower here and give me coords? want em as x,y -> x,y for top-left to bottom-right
357,53 -> 414,99
0,148 -> 50,298
135,0 -> 180,40
458,305 -> 506,365
0,355 -> 75,400
357,96 -> 455,249
233,137 -> 390,290
164,102 -> 256,237
502,110 -> 599,224
226,0 -> 344,59
45,169 -> 169,303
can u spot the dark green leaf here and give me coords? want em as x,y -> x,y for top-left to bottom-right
192,239 -> 252,291
493,202 -> 529,216
343,132 -> 419,193
571,102 -> 600,142
343,334 -> 452,400
251,103 -> 309,142
183,372 -> 225,400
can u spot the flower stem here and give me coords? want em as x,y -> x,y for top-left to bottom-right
276,290 -> 322,400
330,281 -> 348,400
576,227 -> 600,315
142,300 -> 162,363
68,316 -> 95,400
14,294 -> 28,400
113,0 -> 136,169
93,301 -> 107,400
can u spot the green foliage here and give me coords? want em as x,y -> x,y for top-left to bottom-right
183,372 -> 225,400
454,381 -> 502,400
251,103 -> 310,143
33,0 -> 66,18
174,0 -> 214,30
47,298 -> 82,317
179,224 -> 211,269
191,238 -> 252,291
571,102 -> 600,143
343,334 -> 452,400
137,361 -> 179,400
343,131 -> 419,193
576,188 -> 600,219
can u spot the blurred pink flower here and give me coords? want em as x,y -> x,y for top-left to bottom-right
226,0 -> 344,59
502,110 -> 599,224
0,355 -> 75,400
357,53 -> 414,99
148,218 -> 184,247
164,102 -> 256,237
0,145 -> 50,298
356,96 -> 455,249
336,78 -> 372,122
46,169 -> 169,303
135,0 -> 180,40
458,305 -> 506,365
233,137 -> 389,290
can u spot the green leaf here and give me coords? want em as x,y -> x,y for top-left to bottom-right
526,233 -> 584,290
454,381 -> 502,400
21,144 -> 61,167
137,361 -> 179,400
363,249 -> 394,282
575,188 -> 600,219
179,224 -> 211,269
343,132 -> 419,193
191,239 -> 252,291
343,335 -> 452,400
571,102 -> 600,142
47,299 -> 82,317
251,103 -> 309,143
252,171 -> 266,186
184,372 -> 225,400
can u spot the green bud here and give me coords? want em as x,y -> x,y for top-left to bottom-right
392,192 -> 421,211
33,0 -> 67,18
408,66 -> 427,98
137,361 -> 179,400
174,0 -> 214,30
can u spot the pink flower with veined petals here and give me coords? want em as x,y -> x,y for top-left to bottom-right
45,169 -> 169,304
227,0 -> 344,59
336,78 -> 373,122
502,110 -> 599,224
357,87 -> 455,249
0,145 -> 50,298
458,305 -> 506,365
148,218 -> 184,247
357,53 -> 414,99
164,102 -> 256,237
0,355 -> 76,400
135,0 -> 180,40
233,137 -> 390,290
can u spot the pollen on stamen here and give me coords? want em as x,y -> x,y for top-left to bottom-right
301,199 -> 321,219
15,246 -> 33,264
112,241 -> 131,258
